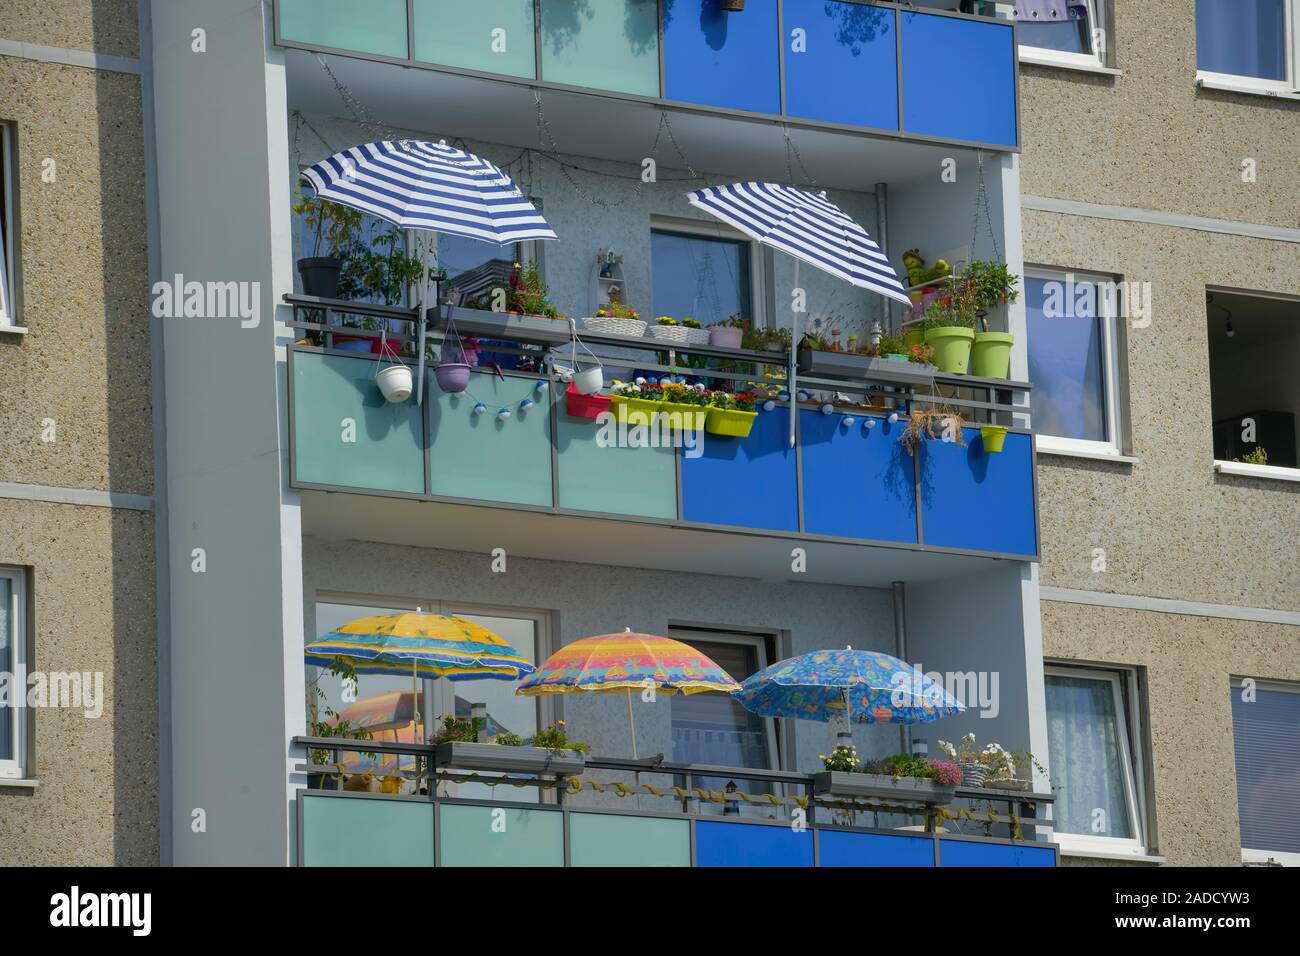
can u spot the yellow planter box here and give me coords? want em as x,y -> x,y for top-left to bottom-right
658,402 -> 707,432
705,407 -> 758,438
610,395 -> 661,425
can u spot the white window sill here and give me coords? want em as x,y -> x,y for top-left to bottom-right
1243,848 -> 1299,867
1196,74 -> 1300,101
0,324 -> 30,336
1036,440 -> 1138,465
1053,834 -> 1161,862
1214,460 -> 1300,484
1060,846 -> 1166,864
1020,48 -> 1122,77
0,777 -> 38,790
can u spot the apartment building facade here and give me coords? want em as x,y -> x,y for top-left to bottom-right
0,0 -> 1294,869
0,1 -> 159,864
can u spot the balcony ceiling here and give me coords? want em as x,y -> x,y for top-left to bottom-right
284,49 -> 985,192
299,490 -> 1020,590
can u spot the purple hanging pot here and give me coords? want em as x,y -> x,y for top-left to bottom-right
435,363 -> 472,393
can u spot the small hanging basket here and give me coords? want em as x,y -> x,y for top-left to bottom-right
434,307 -> 473,393
372,330 -> 413,403
567,319 -> 604,395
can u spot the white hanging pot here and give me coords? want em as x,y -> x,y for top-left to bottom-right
573,365 -> 604,395
375,364 -> 413,403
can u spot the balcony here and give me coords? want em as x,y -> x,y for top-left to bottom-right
285,298 -> 1037,565
292,736 -> 1058,867
274,0 -> 1019,149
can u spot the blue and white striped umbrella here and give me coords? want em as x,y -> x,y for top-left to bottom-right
301,139 -> 557,244
686,182 -> 911,447
685,182 -> 911,306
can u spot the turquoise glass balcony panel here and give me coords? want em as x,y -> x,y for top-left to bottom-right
301,795 -> 433,866
917,428 -> 1037,556
663,0 -> 780,114
939,838 -> 1057,867
570,813 -> 690,867
439,804 -> 564,866
292,352 -> 425,494
681,406 -> 798,532
783,0 -> 899,131
900,11 -> 1017,147
695,821 -> 814,866
540,0 -> 660,96
279,0 -> 409,59
800,410 -> 916,543
555,410 -> 677,519
819,830 -> 935,866
427,371 -> 553,506
413,0 -> 537,79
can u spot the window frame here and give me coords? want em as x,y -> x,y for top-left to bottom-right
1231,677 -> 1300,866
667,626 -> 780,774
1024,265 -> 1126,460
1009,0 -> 1112,73
0,566 -> 29,781
0,122 -> 22,333
1195,0 -> 1300,99
1044,663 -> 1149,858
650,215 -> 768,330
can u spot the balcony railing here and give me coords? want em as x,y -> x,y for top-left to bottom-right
292,735 -> 1058,867
285,294 -> 1039,559
273,0 -> 1019,149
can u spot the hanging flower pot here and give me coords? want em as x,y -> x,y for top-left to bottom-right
720,0 -> 746,10
573,365 -> 603,395
434,363 -> 471,393
980,425 -> 1008,454
375,364 -> 413,404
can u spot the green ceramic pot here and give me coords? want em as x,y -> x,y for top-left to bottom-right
923,327 -> 975,375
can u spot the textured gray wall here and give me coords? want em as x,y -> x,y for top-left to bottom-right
1019,0 -> 1300,866
0,3 -> 158,865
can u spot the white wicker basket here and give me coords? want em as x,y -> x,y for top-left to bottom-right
582,316 -> 647,338
683,326 -> 711,346
649,324 -> 692,345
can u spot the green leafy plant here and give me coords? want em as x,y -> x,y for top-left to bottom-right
907,342 -> 937,365
877,334 -> 906,357
820,743 -> 858,772
656,315 -> 678,326
681,317 -> 702,329
506,260 -> 562,318
661,382 -> 710,407
711,314 -> 750,330
745,327 -> 793,351
530,720 -> 588,756
594,287 -> 639,321
900,407 -> 966,456
305,658 -> 375,765
959,260 -> 1020,313
920,294 -> 978,332
494,731 -> 525,747
1235,446 -> 1269,465
337,226 -> 439,307
293,193 -> 363,259
430,714 -> 484,745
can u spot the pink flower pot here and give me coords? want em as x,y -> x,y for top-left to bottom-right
709,326 -> 744,349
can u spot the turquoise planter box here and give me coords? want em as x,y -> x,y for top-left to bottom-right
438,804 -> 564,866
427,371 -> 553,506
555,410 -> 677,519
292,352 -> 425,494
570,813 -> 690,867
301,795 -> 433,867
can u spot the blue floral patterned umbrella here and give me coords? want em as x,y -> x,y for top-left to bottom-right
735,647 -> 963,725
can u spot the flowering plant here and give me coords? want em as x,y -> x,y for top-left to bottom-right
711,314 -> 750,330
661,382 -> 710,407
594,287 -> 638,321
937,734 -> 1045,785
530,719 -> 588,756
907,342 -> 937,365
610,379 -> 662,400
820,744 -> 858,772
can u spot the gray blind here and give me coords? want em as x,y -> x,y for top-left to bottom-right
1232,684 -> 1300,854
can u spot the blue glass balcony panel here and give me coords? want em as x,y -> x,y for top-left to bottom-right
819,829 -> 935,866
918,428 -> 1037,556
801,410 -> 916,543
681,406 -> 798,532
695,821 -> 815,866
783,0 -> 899,131
663,0 -> 781,114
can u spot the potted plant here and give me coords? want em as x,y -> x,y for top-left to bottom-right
609,379 -> 662,425
899,407 -> 966,457
877,334 -> 909,362
335,226 -> 440,355
433,716 -> 588,776
650,316 -> 693,346
956,261 -> 1018,379
811,745 -> 959,804
938,735 -> 1045,791
584,288 -> 646,338
293,192 -> 362,299
705,389 -> 758,438
659,381 -> 710,431
744,326 -> 792,353
709,314 -> 749,349
921,294 -> 978,374
680,316 -> 710,346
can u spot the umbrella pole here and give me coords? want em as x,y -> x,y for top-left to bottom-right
626,687 -> 638,760
789,258 -> 799,449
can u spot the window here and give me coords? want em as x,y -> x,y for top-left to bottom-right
1025,268 -> 1125,458
1044,664 -> 1148,856
1196,0 -> 1300,96
1231,679 -> 1300,865
0,123 -> 19,331
0,568 -> 29,780
1006,1 -> 1109,71
437,233 -> 522,307
669,628 -> 778,811
651,222 -> 756,328
1207,289 -> 1300,479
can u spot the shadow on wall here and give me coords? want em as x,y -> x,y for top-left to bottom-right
98,0 -> 160,865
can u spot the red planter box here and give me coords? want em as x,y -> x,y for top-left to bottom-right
564,383 -> 611,420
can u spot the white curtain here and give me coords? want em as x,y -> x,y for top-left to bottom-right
1045,674 -> 1134,838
